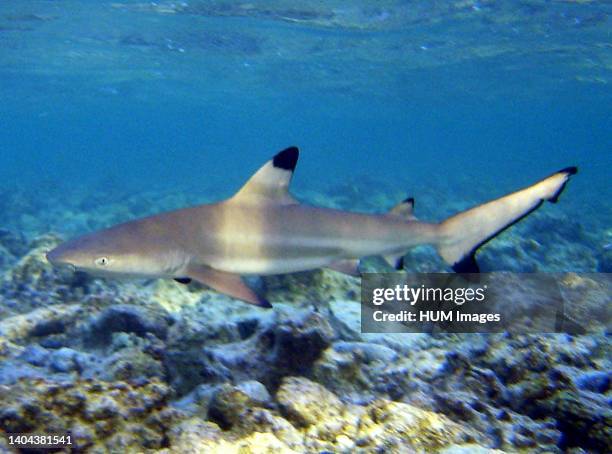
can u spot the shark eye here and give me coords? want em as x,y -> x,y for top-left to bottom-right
95,257 -> 109,267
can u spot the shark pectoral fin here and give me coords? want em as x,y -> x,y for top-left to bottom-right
230,147 -> 299,205
186,265 -> 272,308
326,259 -> 361,276
383,254 -> 405,270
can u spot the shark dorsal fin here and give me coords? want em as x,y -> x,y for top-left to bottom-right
231,147 -> 299,204
389,197 -> 416,220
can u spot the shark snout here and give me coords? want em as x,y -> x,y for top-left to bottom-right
46,245 -> 76,271
46,246 -> 63,264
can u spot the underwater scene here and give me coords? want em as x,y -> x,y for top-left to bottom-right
0,0 -> 611,452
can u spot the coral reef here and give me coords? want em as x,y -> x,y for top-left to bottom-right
0,377 -> 180,452
0,180 -> 609,452
165,376 -> 483,453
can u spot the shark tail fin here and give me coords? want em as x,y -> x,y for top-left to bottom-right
436,167 -> 577,273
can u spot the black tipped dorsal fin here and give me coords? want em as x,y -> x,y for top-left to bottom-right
231,147 -> 299,204
389,197 -> 416,220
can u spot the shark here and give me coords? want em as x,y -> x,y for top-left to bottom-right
46,147 -> 577,307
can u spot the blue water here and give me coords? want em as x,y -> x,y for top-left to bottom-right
1,1 -> 610,214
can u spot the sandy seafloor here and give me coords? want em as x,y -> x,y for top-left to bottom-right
0,174 -> 610,453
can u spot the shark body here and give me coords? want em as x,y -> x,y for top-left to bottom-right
47,147 -> 577,307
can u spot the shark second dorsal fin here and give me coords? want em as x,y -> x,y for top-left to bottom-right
388,197 -> 416,220
231,147 -> 299,204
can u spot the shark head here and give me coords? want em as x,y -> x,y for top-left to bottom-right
46,225 -> 169,278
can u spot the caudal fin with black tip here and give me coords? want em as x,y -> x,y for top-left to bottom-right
437,167 -> 578,273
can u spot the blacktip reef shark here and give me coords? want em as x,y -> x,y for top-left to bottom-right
46,147 -> 577,308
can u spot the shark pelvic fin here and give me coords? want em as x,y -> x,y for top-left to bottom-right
388,197 -> 416,220
186,265 -> 272,308
326,259 -> 361,276
437,166 -> 578,273
231,147 -> 299,205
